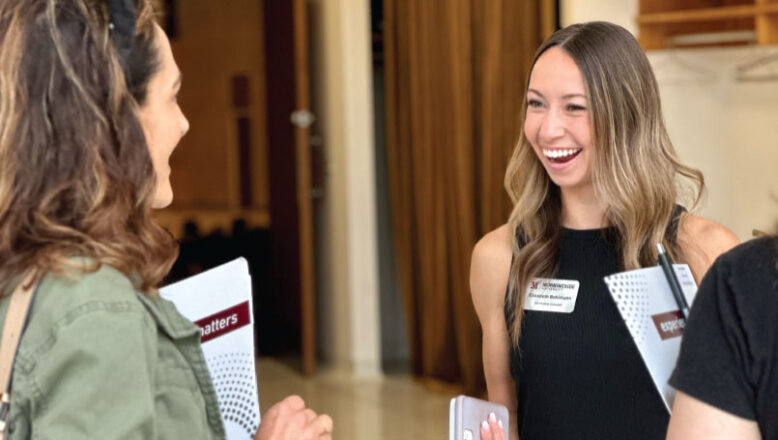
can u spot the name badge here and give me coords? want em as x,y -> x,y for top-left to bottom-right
523,278 -> 580,313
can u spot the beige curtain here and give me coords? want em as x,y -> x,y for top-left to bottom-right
383,0 -> 556,395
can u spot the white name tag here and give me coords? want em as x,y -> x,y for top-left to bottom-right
523,278 -> 580,313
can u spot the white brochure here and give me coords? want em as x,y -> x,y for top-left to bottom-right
159,258 -> 260,439
604,264 -> 697,412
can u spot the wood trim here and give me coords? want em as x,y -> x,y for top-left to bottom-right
637,4 -> 778,25
756,0 -> 778,44
292,0 -> 316,377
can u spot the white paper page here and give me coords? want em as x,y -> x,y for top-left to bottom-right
159,258 -> 260,439
604,264 -> 697,412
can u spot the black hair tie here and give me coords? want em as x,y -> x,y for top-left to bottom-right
107,0 -> 136,67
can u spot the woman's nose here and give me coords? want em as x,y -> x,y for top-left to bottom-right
539,109 -> 565,141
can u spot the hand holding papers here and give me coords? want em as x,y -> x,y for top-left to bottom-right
604,264 -> 697,411
160,258 -> 261,440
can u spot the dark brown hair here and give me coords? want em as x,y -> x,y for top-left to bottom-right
0,0 -> 177,293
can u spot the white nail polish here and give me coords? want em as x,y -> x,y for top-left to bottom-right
488,412 -> 497,422
481,421 -> 490,430
498,419 -> 504,428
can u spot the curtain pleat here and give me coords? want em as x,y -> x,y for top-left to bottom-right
384,0 -> 555,395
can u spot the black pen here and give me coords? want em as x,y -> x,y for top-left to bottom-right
656,243 -> 689,320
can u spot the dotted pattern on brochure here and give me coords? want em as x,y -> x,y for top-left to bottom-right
209,352 -> 260,437
605,272 -> 650,347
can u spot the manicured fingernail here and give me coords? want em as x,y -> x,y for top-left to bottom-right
481,421 -> 490,430
488,412 -> 497,423
498,419 -> 503,428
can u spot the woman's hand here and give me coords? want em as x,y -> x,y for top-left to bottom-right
479,412 -> 506,440
254,395 -> 333,440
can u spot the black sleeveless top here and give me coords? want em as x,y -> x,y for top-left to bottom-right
505,207 -> 684,439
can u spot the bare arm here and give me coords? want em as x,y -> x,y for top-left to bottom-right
667,392 -> 760,440
677,213 -> 739,284
470,224 -> 519,440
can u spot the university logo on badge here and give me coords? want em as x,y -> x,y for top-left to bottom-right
530,281 -> 539,289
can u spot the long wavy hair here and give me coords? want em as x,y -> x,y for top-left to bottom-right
505,22 -> 704,345
0,0 -> 177,294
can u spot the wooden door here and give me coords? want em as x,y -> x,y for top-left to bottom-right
291,0 -> 316,376
263,0 -> 316,374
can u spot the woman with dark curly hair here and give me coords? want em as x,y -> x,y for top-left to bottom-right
0,0 -> 331,438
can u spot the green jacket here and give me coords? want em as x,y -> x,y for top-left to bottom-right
0,264 -> 226,439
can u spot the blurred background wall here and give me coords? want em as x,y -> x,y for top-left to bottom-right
307,0 -> 381,377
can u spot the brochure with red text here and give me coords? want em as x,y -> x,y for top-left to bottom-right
159,258 -> 260,439
604,264 -> 697,412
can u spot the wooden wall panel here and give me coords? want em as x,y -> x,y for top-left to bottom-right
162,0 -> 270,220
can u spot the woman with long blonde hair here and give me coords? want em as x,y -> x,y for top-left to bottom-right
471,22 -> 738,440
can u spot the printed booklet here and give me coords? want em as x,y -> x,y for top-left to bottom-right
160,258 -> 261,439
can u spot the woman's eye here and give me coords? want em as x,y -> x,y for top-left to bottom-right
527,99 -> 543,108
567,104 -> 586,112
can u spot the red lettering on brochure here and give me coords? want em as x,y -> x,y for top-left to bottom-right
194,301 -> 251,343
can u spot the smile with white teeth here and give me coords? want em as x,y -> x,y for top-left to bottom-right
542,147 -> 582,164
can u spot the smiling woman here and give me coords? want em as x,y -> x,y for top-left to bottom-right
470,21 -> 739,440
524,46 -> 592,188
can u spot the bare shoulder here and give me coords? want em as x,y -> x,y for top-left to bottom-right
678,213 -> 739,259
678,213 -> 739,282
472,224 -> 513,274
470,224 -> 513,319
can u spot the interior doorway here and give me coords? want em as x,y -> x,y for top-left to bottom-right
157,0 -> 318,375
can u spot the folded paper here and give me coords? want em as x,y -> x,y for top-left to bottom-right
160,258 -> 260,439
604,264 -> 697,411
